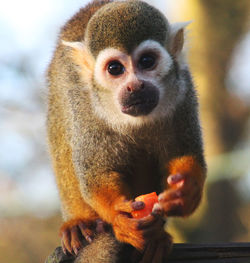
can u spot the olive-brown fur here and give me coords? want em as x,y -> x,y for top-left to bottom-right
60,0 -> 113,42
86,1 -> 169,56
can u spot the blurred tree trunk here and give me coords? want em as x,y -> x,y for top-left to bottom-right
179,0 -> 249,157
168,0 -> 250,243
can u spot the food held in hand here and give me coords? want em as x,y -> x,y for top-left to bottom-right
132,192 -> 158,219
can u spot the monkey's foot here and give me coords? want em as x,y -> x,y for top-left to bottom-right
60,218 -> 108,255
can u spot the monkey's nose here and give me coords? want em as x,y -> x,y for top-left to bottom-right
127,82 -> 144,92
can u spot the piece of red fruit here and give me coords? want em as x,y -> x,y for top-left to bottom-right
132,192 -> 158,219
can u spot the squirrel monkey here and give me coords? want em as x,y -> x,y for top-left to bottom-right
47,0 -> 206,262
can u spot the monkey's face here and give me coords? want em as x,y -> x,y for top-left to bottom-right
93,40 -> 179,125
61,0 -> 189,128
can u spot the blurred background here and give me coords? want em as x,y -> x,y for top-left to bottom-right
0,0 -> 249,262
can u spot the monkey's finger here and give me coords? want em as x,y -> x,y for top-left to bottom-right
62,229 -> 73,254
167,173 -> 185,185
158,189 -> 182,203
70,225 -> 82,255
114,200 -> 132,212
137,213 -> 164,230
78,222 -> 94,243
114,200 -> 144,213
160,186 -> 198,205
152,203 -> 164,215
180,179 -> 201,197
161,198 -> 184,216
137,214 -> 157,229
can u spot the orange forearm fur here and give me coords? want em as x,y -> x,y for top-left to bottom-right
89,172 -> 130,223
168,155 -> 206,186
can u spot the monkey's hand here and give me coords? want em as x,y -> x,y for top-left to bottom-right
113,200 -> 165,251
60,218 -> 109,255
158,156 -> 205,217
131,206 -> 173,263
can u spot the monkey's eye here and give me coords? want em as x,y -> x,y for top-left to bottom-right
107,61 -> 125,76
138,54 -> 156,70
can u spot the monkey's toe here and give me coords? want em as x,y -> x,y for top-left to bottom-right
60,218 -> 110,255
60,219 -> 95,255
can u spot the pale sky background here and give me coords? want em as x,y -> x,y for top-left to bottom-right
0,0 -> 249,217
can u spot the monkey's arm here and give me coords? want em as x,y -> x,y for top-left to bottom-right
47,100 -> 108,255
76,165 -> 165,251
159,77 -> 206,217
71,131 -> 165,251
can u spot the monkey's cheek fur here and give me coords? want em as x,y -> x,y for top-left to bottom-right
119,87 -> 160,117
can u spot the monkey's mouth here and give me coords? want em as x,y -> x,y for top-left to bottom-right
118,83 -> 160,117
121,97 -> 159,117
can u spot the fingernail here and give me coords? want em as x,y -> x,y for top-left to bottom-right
73,247 -> 79,255
132,201 -> 145,210
168,173 -> 184,184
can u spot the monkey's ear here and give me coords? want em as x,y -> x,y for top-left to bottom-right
61,40 -> 86,50
169,21 -> 191,57
61,40 -> 95,80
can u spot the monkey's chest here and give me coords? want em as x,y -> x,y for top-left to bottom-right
129,153 -> 163,197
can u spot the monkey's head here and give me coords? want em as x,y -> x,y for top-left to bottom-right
62,0 -> 190,128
